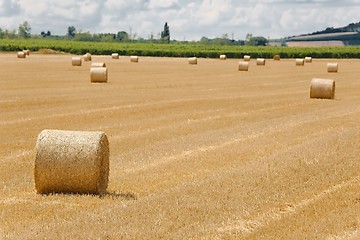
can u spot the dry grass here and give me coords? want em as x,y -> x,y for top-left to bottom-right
1,54 -> 360,239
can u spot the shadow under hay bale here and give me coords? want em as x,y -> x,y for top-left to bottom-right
310,78 -> 335,99
34,129 -> 109,195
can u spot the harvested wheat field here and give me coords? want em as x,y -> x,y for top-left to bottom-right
1,53 -> 360,239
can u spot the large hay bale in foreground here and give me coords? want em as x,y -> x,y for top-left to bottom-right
130,56 -> 139,63
327,63 -> 338,73
17,51 -> 26,58
188,57 -> 197,65
72,57 -> 82,66
238,61 -> 249,71
256,58 -> 266,66
305,57 -> 312,63
91,62 -> 106,68
243,55 -> 251,61
273,55 -> 280,61
112,53 -> 119,59
220,55 -> 227,60
310,78 -> 335,99
83,53 -> 92,61
296,58 -> 305,66
34,129 -> 109,195
90,67 -> 108,83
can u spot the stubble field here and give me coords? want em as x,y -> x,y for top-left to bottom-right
1,53 -> 360,239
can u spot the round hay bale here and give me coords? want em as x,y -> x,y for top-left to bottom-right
296,58 -> 305,66
273,55 -> 280,61
34,129 -> 109,195
72,57 -> 82,66
238,61 -> 249,71
91,62 -> 106,68
90,67 -> 108,83
244,55 -> 251,61
17,51 -> 26,58
220,55 -> 227,60
310,78 -> 335,99
188,57 -> 197,65
130,56 -> 139,63
111,53 -> 119,59
256,58 -> 266,66
305,57 -> 312,63
327,63 -> 338,73
23,49 -> 30,56
83,53 -> 92,61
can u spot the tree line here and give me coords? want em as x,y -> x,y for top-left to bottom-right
0,21 -> 268,46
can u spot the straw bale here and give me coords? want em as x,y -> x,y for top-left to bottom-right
305,57 -> 312,63
17,51 -> 26,58
72,57 -> 82,66
310,78 -> 335,99
296,58 -> 305,66
273,55 -> 280,61
34,129 -> 109,194
256,58 -> 266,66
188,57 -> 197,65
83,53 -> 92,61
327,63 -> 338,73
90,67 -> 108,83
23,50 -> 30,55
112,53 -> 119,59
91,62 -> 106,68
238,61 -> 249,71
244,55 -> 251,61
130,56 -> 139,62
220,55 -> 227,60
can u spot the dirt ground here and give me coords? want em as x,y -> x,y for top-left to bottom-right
1,53 -> 360,239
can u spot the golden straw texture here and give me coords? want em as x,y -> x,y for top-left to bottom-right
296,58 -> 305,66
188,57 -> 197,65
112,53 -> 119,59
130,56 -> 139,62
238,61 -> 249,71
244,55 -> 251,61
310,78 -> 335,99
90,67 -> 108,83
256,58 -> 266,66
91,62 -> 106,68
72,57 -> 82,66
327,63 -> 338,73
34,129 -> 109,195
305,57 -> 312,63
17,52 -> 26,58
83,53 -> 92,61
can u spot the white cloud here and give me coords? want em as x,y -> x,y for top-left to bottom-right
0,0 -> 359,40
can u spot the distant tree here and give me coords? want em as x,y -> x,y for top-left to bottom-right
18,21 -> 31,38
246,36 -> 268,46
67,26 -> 76,38
41,30 -> 51,37
117,31 -> 129,41
161,22 -> 170,43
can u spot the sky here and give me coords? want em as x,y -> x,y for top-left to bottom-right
0,0 -> 360,40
